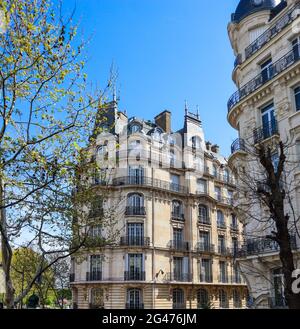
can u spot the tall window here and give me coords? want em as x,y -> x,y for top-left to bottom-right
213,165 -> 218,178
127,223 -> 144,246
173,289 -> 185,309
170,174 -> 180,192
198,205 -> 209,224
232,237 -> 239,256
197,289 -> 209,309
233,290 -> 241,308
200,259 -> 212,283
126,193 -> 145,215
224,169 -> 230,183
199,231 -> 210,251
173,257 -> 183,280
197,179 -> 207,194
272,268 -> 286,307
231,214 -> 238,229
261,103 -> 276,140
127,289 -> 143,309
126,254 -> 144,281
219,289 -> 229,309
217,210 -> 225,228
261,58 -> 273,82
218,235 -> 226,254
215,186 -> 222,201
172,200 -> 184,220
292,37 -> 300,60
295,87 -> 300,112
89,225 -> 103,238
173,228 -> 183,249
89,255 -> 102,281
128,166 -> 144,184
219,261 -> 227,283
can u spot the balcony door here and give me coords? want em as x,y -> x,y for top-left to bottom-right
261,104 -> 276,139
127,254 -> 144,280
199,231 -> 210,250
127,223 -> 144,246
90,255 -> 102,281
128,166 -> 144,184
261,58 -> 273,83
292,37 -> 300,60
173,228 -> 183,249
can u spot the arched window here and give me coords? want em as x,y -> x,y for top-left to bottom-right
219,289 -> 228,309
126,193 -> 145,216
233,290 -> 241,308
172,200 -> 184,221
90,288 -> 104,309
97,143 -> 108,160
173,288 -> 185,309
126,288 -> 143,309
198,205 -> 209,224
217,210 -> 225,227
197,289 -> 209,309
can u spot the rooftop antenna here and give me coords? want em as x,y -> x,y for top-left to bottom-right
196,105 -> 199,119
185,100 -> 188,116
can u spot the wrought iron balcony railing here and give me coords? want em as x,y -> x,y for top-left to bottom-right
228,46 -> 300,112
198,216 -> 211,225
112,176 -> 188,194
230,224 -> 239,231
196,243 -> 215,253
124,271 -> 146,281
169,240 -> 190,252
245,3 -> 299,60
86,271 -> 102,281
199,273 -> 213,283
253,121 -> 279,144
126,303 -> 144,310
120,236 -> 150,247
171,212 -> 185,221
165,272 -> 192,282
125,206 -> 146,216
231,138 -> 246,154
218,246 -> 231,256
237,235 -> 298,257
217,221 -> 226,229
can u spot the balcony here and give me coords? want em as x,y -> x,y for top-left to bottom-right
268,297 -> 288,309
126,303 -> 144,310
120,236 -> 150,247
124,271 -> 146,281
253,121 -> 279,144
171,212 -> 185,222
125,206 -> 146,216
199,273 -> 213,283
231,138 -> 246,154
217,222 -> 226,230
218,274 -> 229,284
198,216 -> 211,225
230,224 -> 239,232
86,271 -> 102,281
196,243 -> 215,253
165,272 -> 192,282
169,240 -> 190,252
228,46 -> 300,112
245,3 -> 299,60
69,273 -> 75,283
237,235 -> 298,257
218,246 -> 231,256
112,176 -> 188,194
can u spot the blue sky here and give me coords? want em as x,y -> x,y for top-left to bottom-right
64,0 -> 241,156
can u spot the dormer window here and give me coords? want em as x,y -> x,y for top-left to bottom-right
130,124 -> 142,134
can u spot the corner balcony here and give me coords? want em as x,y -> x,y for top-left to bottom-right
196,242 -> 215,254
228,47 -> 300,115
231,138 -> 246,154
120,236 -> 150,247
169,240 -> 190,252
253,121 -> 279,144
125,206 -> 146,216
165,272 -> 192,282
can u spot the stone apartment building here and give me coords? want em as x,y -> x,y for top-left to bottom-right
227,0 -> 300,308
70,98 -> 247,309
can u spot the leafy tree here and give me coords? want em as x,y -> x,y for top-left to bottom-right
0,0 -> 117,308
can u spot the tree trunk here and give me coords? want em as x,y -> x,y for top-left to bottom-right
0,179 -> 15,308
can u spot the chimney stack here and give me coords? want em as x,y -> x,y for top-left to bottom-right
211,144 -> 220,154
155,110 -> 171,133
206,141 -> 212,151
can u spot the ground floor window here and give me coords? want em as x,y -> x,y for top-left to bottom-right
233,290 -> 242,308
197,289 -> 210,309
173,288 -> 185,309
126,288 -> 143,309
90,288 -> 104,309
219,289 -> 229,309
